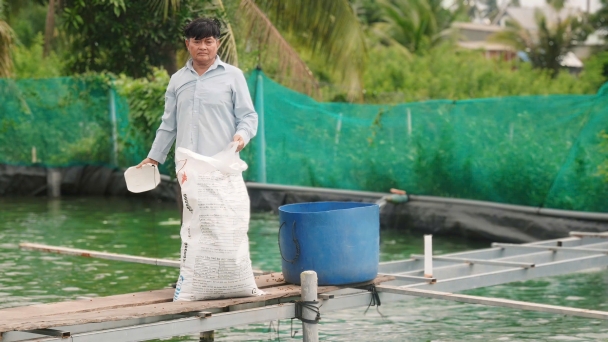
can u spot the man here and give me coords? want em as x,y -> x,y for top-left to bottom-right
137,19 -> 259,297
137,18 -> 258,213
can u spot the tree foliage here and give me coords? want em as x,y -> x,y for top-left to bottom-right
61,0 -> 192,78
58,0 -> 368,99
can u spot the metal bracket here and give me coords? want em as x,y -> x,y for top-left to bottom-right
411,254 -> 535,269
381,273 -> 437,284
570,231 -> 608,239
492,243 -> 608,254
25,329 -> 70,338
197,311 -> 213,318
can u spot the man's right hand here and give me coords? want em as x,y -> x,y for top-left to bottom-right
137,157 -> 159,168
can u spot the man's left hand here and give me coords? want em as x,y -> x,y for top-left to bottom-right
233,134 -> 245,152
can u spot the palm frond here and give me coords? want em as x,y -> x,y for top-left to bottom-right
147,0 -> 180,20
0,20 -> 13,78
253,0 -> 367,101
376,0 -> 444,53
240,0 -> 319,97
370,23 -> 413,59
214,0 -> 238,67
218,24 -> 238,66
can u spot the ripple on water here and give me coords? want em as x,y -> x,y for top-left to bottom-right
39,256 -> 61,261
548,335 -> 586,341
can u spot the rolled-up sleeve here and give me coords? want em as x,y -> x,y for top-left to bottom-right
148,79 -> 177,164
232,71 -> 258,145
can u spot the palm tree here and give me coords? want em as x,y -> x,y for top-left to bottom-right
373,0 -> 461,54
490,7 -> 585,76
591,0 -> 608,33
43,0 -> 57,57
479,0 -> 500,21
150,0 -> 367,100
0,1 -> 13,78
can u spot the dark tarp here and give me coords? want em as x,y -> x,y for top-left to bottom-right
249,187 -> 608,243
0,164 -> 177,201
2,164 -> 608,243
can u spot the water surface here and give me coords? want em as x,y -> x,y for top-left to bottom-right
1,197 -> 607,341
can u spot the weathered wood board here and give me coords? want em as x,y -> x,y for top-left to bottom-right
0,273 -> 286,323
0,274 -> 393,333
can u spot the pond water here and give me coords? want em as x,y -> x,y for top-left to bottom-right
1,197 -> 607,341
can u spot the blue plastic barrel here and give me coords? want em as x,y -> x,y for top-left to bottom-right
278,202 -> 379,285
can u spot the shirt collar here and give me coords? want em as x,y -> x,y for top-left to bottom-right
186,56 -> 225,75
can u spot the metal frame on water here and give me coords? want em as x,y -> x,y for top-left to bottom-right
4,231 -> 608,342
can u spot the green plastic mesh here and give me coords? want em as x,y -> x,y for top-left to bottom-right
1,73 -> 607,212
0,77 -> 132,168
240,72 -> 608,212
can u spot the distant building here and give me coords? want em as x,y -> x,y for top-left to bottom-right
495,6 -> 603,60
451,22 -> 516,60
495,6 -> 581,32
453,6 -> 605,72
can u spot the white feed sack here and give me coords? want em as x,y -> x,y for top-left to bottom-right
173,144 -> 263,301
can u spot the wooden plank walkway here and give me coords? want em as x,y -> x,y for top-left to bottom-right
0,274 -> 393,333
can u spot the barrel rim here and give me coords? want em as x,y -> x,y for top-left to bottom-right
278,201 -> 379,214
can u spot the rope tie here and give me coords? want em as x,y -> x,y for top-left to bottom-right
278,221 -> 300,263
295,300 -> 321,324
364,284 -> 386,317
288,299 -> 322,338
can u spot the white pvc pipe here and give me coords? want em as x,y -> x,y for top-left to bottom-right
301,271 -> 319,342
424,235 -> 433,278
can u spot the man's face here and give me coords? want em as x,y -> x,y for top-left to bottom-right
186,36 -> 220,65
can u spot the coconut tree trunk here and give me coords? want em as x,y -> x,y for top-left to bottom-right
44,0 -> 56,57
161,44 -> 178,75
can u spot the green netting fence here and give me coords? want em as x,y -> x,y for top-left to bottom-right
0,77 -> 131,167
1,72 -> 607,212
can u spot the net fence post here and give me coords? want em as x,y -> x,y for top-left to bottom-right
254,68 -> 267,183
108,84 -> 118,167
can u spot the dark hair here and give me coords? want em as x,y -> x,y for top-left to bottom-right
183,18 -> 221,40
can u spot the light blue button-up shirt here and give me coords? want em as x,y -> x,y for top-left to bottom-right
148,57 -> 258,164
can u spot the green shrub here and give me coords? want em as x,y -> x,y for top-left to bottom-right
359,44 -> 603,103
12,33 -> 64,79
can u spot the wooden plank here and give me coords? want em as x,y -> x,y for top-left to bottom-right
376,284 -> 608,320
19,243 -> 266,275
0,273 -> 285,323
19,242 -> 180,267
256,272 -> 286,288
0,275 -> 393,332
0,288 -> 174,322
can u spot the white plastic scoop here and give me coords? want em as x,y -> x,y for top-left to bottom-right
124,163 -> 161,193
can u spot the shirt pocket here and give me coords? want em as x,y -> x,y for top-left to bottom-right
198,84 -> 232,107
